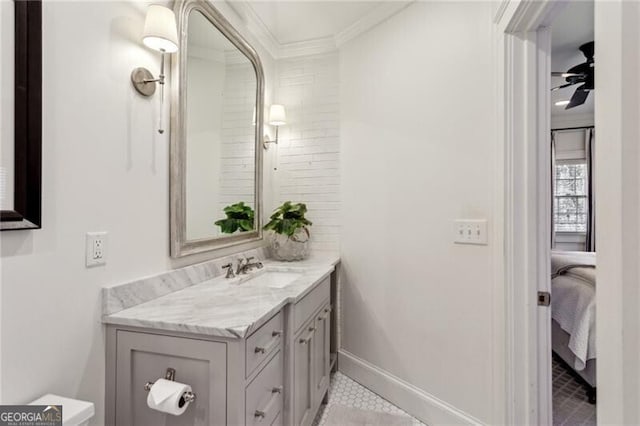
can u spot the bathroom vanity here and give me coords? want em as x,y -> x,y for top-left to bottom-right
103,253 -> 339,426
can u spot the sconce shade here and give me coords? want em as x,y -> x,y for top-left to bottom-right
269,104 -> 287,126
142,5 -> 179,53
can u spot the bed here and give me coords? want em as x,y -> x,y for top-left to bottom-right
550,250 -> 596,403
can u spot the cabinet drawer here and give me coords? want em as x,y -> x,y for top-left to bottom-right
246,311 -> 284,377
246,351 -> 283,426
293,277 -> 330,333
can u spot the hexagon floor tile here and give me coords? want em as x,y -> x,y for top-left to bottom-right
313,372 -> 423,426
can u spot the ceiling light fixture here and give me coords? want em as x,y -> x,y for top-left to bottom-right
555,100 -> 570,106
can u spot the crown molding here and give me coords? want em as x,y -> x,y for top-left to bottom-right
227,1 -> 414,59
334,1 -> 414,47
225,1 -> 280,59
493,0 -> 511,24
279,37 -> 337,59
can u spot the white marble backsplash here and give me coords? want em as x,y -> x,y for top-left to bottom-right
102,247 -> 269,316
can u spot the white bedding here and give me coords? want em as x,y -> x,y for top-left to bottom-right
550,251 -> 596,371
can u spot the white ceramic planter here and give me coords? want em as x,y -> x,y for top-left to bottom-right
268,228 -> 310,261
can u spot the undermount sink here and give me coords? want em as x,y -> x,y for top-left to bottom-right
245,271 -> 303,288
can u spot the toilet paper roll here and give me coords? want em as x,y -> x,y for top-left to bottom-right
146,378 -> 192,416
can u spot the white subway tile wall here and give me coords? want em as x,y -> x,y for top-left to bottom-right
220,59 -> 257,217
275,53 -> 341,252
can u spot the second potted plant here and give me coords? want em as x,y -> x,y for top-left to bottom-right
263,201 -> 312,261
214,202 -> 255,234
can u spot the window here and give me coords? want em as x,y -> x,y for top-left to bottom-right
554,163 -> 588,233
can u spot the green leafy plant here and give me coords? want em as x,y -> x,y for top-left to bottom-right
215,202 -> 255,234
264,201 -> 313,239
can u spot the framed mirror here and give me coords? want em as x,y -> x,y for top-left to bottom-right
1,0 -> 42,231
171,0 -> 264,257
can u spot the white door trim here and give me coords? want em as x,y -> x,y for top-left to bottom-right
494,1 -> 565,424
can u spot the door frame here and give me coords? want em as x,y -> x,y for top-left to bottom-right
494,1 -> 566,424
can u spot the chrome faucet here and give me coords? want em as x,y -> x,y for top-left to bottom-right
236,256 -> 264,275
222,263 -> 235,279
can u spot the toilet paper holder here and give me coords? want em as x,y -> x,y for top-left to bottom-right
144,368 -> 197,406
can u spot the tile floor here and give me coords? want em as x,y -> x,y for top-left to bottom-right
313,372 -> 423,426
553,356 -> 596,426
314,359 -> 595,426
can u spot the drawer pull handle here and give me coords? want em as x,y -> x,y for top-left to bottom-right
299,331 -> 314,345
254,331 -> 282,354
318,307 -> 332,321
254,387 -> 282,421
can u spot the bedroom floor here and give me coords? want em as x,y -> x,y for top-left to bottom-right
553,357 -> 596,426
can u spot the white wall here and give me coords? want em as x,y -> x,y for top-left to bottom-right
0,1 -> 275,424
340,2 -> 496,423
218,59 -> 258,216
274,53 -> 341,252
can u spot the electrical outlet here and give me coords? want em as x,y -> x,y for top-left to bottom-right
86,232 -> 108,267
454,220 -> 488,245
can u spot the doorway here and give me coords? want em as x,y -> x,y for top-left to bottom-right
549,2 -> 596,424
494,1 -> 595,424
498,1 -> 640,424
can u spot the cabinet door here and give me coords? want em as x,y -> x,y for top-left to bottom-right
313,303 -> 331,400
293,323 -> 315,426
115,330 -> 227,426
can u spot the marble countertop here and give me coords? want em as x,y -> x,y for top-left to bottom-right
102,253 -> 339,339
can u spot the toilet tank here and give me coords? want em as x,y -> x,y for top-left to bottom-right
30,394 -> 95,426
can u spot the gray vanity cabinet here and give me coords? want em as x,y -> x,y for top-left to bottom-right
105,274 -> 335,426
106,315 -> 283,426
113,330 -> 228,426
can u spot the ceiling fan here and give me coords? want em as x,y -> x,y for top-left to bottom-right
551,41 -> 594,110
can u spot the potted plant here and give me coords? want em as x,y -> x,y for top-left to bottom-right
263,201 -> 312,261
214,202 -> 255,234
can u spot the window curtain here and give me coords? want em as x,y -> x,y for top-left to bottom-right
551,131 -> 557,249
585,128 -> 595,251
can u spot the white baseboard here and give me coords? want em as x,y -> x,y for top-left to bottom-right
338,350 -> 484,425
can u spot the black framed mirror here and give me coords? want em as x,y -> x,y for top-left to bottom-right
1,0 -> 42,230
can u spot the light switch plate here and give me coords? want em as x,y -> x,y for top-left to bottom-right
86,232 -> 108,267
454,220 -> 488,245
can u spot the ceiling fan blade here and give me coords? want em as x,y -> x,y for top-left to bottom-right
551,72 -> 585,78
566,85 -> 589,109
551,82 -> 576,91
567,62 -> 591,76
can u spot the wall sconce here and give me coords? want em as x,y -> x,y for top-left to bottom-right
263,104 -> 287,149
131,5 -> 178,134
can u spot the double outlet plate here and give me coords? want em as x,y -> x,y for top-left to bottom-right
86,232 -> 108,267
